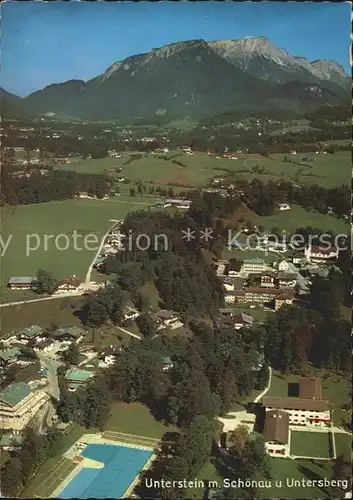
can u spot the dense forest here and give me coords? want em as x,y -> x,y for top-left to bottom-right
0,167 -> 113,205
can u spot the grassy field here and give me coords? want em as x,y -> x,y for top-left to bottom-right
270,151 -> 350,188
0,296 -> 82,335
0,196 -> 153,303
322,373 -> 351,428
334,433 -> 352,459
104,402 -> 176,439
290,431 -> 332,458
55,150 -> 350,190
263,458 -> 342,498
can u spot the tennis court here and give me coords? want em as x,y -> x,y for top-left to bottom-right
58,443 -> 153,499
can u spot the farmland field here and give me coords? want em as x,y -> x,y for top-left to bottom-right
54,150 -> 350,189
270,151 -> 350,188
0,197 -> 153,303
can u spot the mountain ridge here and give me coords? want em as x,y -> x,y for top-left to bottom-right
1,37 -> 349,121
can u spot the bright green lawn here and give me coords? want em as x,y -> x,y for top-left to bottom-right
290,431 -> 332,458
0,197 -> 153,302
334,433 -> 352,459
322,373 -> 351,428
104,402 -> 176,439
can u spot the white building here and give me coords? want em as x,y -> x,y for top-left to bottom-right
304,244 -> 338,264
263,410 -> 290,457
241,258 -> 265,274
278,260 -> 290,272
278,203 -> 291,211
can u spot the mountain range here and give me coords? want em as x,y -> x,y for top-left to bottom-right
1,37 -> 350,121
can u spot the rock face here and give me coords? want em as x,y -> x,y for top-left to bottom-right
2,38 -> 350,120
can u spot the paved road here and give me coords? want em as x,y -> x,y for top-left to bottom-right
117,326 -> 141,340
84,220 -> 122,284
38,352 -> 61,400
254,366 -> 272,403
0,292 -> 82,308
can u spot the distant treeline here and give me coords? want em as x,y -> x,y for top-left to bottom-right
0,168 -> 113,205
229,179 -> 349,218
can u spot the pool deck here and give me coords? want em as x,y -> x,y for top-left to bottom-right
50,432 -> 157,499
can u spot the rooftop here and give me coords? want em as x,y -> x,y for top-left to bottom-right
0,382 -> 32,407
65,368 -> 93,382
0,347 -> 21,362
8,276 -> 37,284
19,325 -> 43,338
243,258 -> 265,265
0,433 -> 24,447
299,377 -> 323,400
54,326 -> 85,338
263,396 -> 329,412
263,410 -> 289,444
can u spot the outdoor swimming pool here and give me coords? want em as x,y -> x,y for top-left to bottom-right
59,444 -> 153,499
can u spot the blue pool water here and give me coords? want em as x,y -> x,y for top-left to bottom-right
59,444 -> 153,499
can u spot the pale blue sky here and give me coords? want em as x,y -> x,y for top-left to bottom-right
1,1 -> 351,97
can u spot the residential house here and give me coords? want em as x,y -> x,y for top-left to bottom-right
225,288 -> 294,309
274,292 -> 295,310
0,347 -> 21,368
164,198 -> 191,209
55,276 -> 81,294
8,277 -> 37,290
263,396 -> 331,427
99,347 -> 119,366
260,273 -> 276,288
123,307 -> 140,322
299,377 -> 322,400
161,356 -> 174,371
304,244 -> 338,264
263,410 -> 290,457
0,382 -> 50,431
278,272 -> 297,288
232,313 -> 254,330
53,327 -> 85,344
155,310 -> 183,330
17,325 -> 44,343
215,260 -> 228,277
0,433 -> 24,451
219,308 -> 233,317
278,203 -> 291,211
241,258 -> 265,274
278,260 -> 290,272
65,368 -> 94,392
34,340 -> 55,353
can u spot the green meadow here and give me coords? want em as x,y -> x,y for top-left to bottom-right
0,197 -> 153,303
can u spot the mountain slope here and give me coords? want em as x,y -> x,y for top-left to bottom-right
4,37 -> 350,121
209,37 -> 350,90
0,88 -> 29,118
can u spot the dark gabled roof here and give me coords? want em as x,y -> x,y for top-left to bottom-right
263,396 -> 329,412
299,377 -> 323,400
263,410 -> 289,444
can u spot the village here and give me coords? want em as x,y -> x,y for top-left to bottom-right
1,211 -> 345,464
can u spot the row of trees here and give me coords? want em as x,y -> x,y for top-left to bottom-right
1,167 -> 113,206
1,428 -> 63,497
